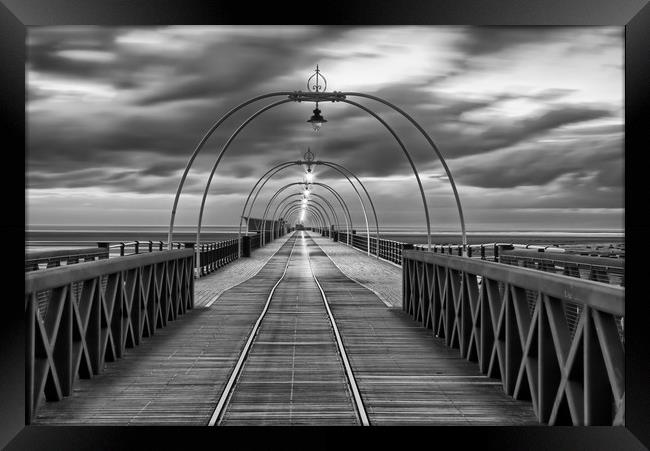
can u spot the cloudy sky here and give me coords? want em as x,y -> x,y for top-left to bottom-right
26,26 -> 623,231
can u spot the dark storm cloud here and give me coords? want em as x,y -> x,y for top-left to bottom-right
26,25 -> 624,229
453,135 -> 623,189
456,27 -> 570,57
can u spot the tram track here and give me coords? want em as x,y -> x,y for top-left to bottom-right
208,231 -> 369,426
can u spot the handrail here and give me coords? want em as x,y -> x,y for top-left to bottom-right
26,249 -> 193,293
25,248 -> 109,272
25,248 -> 195,423
334,232 -> 624,285
402,249 -> 624,426
403,250 -> 623,315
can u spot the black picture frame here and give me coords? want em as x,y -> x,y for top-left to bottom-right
2,1 -> 648,449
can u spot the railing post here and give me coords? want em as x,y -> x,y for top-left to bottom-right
401,243 -> 413,265
134,241 -> 140,254
120,242 -> 125,256
148,240 -> 153,252
242,236 -> 251,257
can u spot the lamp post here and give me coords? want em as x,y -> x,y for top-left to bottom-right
306,66 -> 328,132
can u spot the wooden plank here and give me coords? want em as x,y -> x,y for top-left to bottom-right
33,238 -> 298,425
219,236 -> 359,425
309,234 -> 540,426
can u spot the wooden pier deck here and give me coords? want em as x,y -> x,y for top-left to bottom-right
32,231 -> 539,426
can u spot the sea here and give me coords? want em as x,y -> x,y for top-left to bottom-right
25,224 -> 625,256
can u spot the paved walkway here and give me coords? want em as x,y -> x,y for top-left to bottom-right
194,234 -> 291,307
308,232 -> 403,308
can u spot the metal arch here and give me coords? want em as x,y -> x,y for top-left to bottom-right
287,208 -> 322,231
275,198 -> 331,230
172,90 -> 464,256
283,205 -> 326,230
275,194 -> 339,235
238,160 -> 372,245
194,98 -> 293,274
284,206 -> 324,230
238,160 -> 376,257
317,161 -> 381,257
274,194 -> 334,230
280,182 -> 354,246
343,92 -> 467,252
276,197 -> 335,236
237,161 -> 297,256
259,182 -> 353,247
285,210 -> 320,232
186,97 -> 431,258
338,98 -> 431,251
282,205 -> 327,232
167,91 -> 293,250
285,209 -> 319,229
260,182 -> 352,246
284,208 -> 319,230
283,205 -> 325,231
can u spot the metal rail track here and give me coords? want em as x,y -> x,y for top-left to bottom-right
304,233 -> 370,425
208,231 -> 369,426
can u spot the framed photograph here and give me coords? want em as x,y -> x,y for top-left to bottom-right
2,0 -> 648,449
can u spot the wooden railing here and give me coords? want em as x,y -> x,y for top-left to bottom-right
402,250 -> 624,426
197,238 -> 239,276
498,249 -> 624,286
334,233 -> 624,287
338,231 -> 414,264
98,240 -> 183,257
24,249 -> 194,423
26,248 -> 109,272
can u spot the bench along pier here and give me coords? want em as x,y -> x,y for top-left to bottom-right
24,226 -> 624,426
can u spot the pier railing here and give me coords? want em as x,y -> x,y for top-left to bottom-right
197,238 -> 239,276
402,250 -> 624,426
333,232 -> 624,287
337,231 -> 414,264
98,240 -> 183,257
26,248 -> 109,272
497,248 -> 624,286
24,249 -> 194,423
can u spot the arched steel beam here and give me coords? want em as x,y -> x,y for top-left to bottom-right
343,92 -> 467,252
173,91 -> 463,258
284,206 -> 324,230
240,160 -> 373,240
238,160 -> 375,256
168,91 -> 294,249
283,205 -> 326,231
192,98 -> 292,274
317,161 -> 380,257
276,199 -> 332,239
259,182 -> 353,247
337,98 -> 431,251
285,209 -> 319,229
274,195 -> 334,231
275,195 -> 338,243
261,182 -> 352,246
184,97 -> 428,262
262,182 -> 354,246
277,199 -> 330,229
237,161 -> 297,255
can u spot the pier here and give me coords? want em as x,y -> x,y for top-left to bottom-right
24,230 -> 623,426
